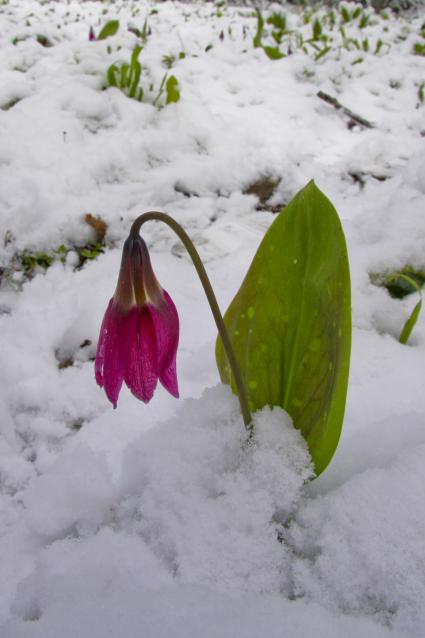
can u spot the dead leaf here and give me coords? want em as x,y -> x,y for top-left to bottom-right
84,214 -> 108,241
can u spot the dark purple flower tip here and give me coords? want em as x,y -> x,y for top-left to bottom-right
95,236 -> 179,408
89,27 -> 96,41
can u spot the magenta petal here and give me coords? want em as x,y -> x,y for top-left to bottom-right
95,300 -> 137,408
150,291 -> 179,398
124,308 -> 159,403
95,301 -> 111,388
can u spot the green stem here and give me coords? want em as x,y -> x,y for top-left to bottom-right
130,212 -> 253,434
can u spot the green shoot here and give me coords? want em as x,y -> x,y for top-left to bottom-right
370,268 -> 424,345
253,8 -> 264,48
315,45 -> 331,61
162,54 -> 176,69
312,18 -> 323,41
267,12 -> 286,32
106,46 -> 179,107
359,12 -> 370,29
340,5 -> 351,24
388,273 -> 423,345
413,42 -> 425,56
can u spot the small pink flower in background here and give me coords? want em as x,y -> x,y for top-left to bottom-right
95,235 -> 179,408
89,27 -> 96,41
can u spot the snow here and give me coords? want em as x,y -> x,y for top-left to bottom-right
0,0 -> 425,636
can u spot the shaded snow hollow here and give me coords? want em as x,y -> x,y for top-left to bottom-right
0,0 -> 425,636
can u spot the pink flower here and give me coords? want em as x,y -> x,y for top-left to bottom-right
95,235 -> 179,408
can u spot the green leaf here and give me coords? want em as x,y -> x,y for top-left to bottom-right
106,63 -> 119,87
253,8 -> 264,48
399,299 -> 422,344
375,39 -> 383,54
263,45 -> 284,60
141,18 -> 149,42
97,20 -> 119,41
413,42 -> 425,56
315,45 -> 331,61
267,12 -> 286,31
216,181 -> 351,476
119,63 -> 129,89
340,6 -> 351,23
128,47 -> 142,85
165,75 -> 180,104
128,61 -> 141,97
359,13 -> 370,29
130,45 -> 143,69
272,31 -> 283,45
384,270 -> 424,298
312,18 -> 322,41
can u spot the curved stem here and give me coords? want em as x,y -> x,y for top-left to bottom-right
130,212 -> 253,434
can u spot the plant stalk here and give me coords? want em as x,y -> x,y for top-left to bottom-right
130,212 -> 253,434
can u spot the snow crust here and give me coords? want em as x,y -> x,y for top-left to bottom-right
0,0 -> 425,636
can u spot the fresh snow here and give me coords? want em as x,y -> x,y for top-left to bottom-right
0,0 -> 425,636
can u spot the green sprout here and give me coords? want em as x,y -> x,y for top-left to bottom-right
388,273 -> 423,345
371,268 -> 425,345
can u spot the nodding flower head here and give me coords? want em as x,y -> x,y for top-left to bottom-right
95,234 -> 179,408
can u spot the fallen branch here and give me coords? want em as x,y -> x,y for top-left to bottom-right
317,90 -> 375,129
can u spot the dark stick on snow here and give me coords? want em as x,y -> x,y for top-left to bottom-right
317,90 -> 375,129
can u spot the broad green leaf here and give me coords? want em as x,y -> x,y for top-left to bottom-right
216,181 -> 351,476
399,299 -> 422,344
97,20 -> 120,41
263,46 -> 284,60
165,75 -> 180,104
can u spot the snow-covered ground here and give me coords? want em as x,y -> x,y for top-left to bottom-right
0,0 -> 425,635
